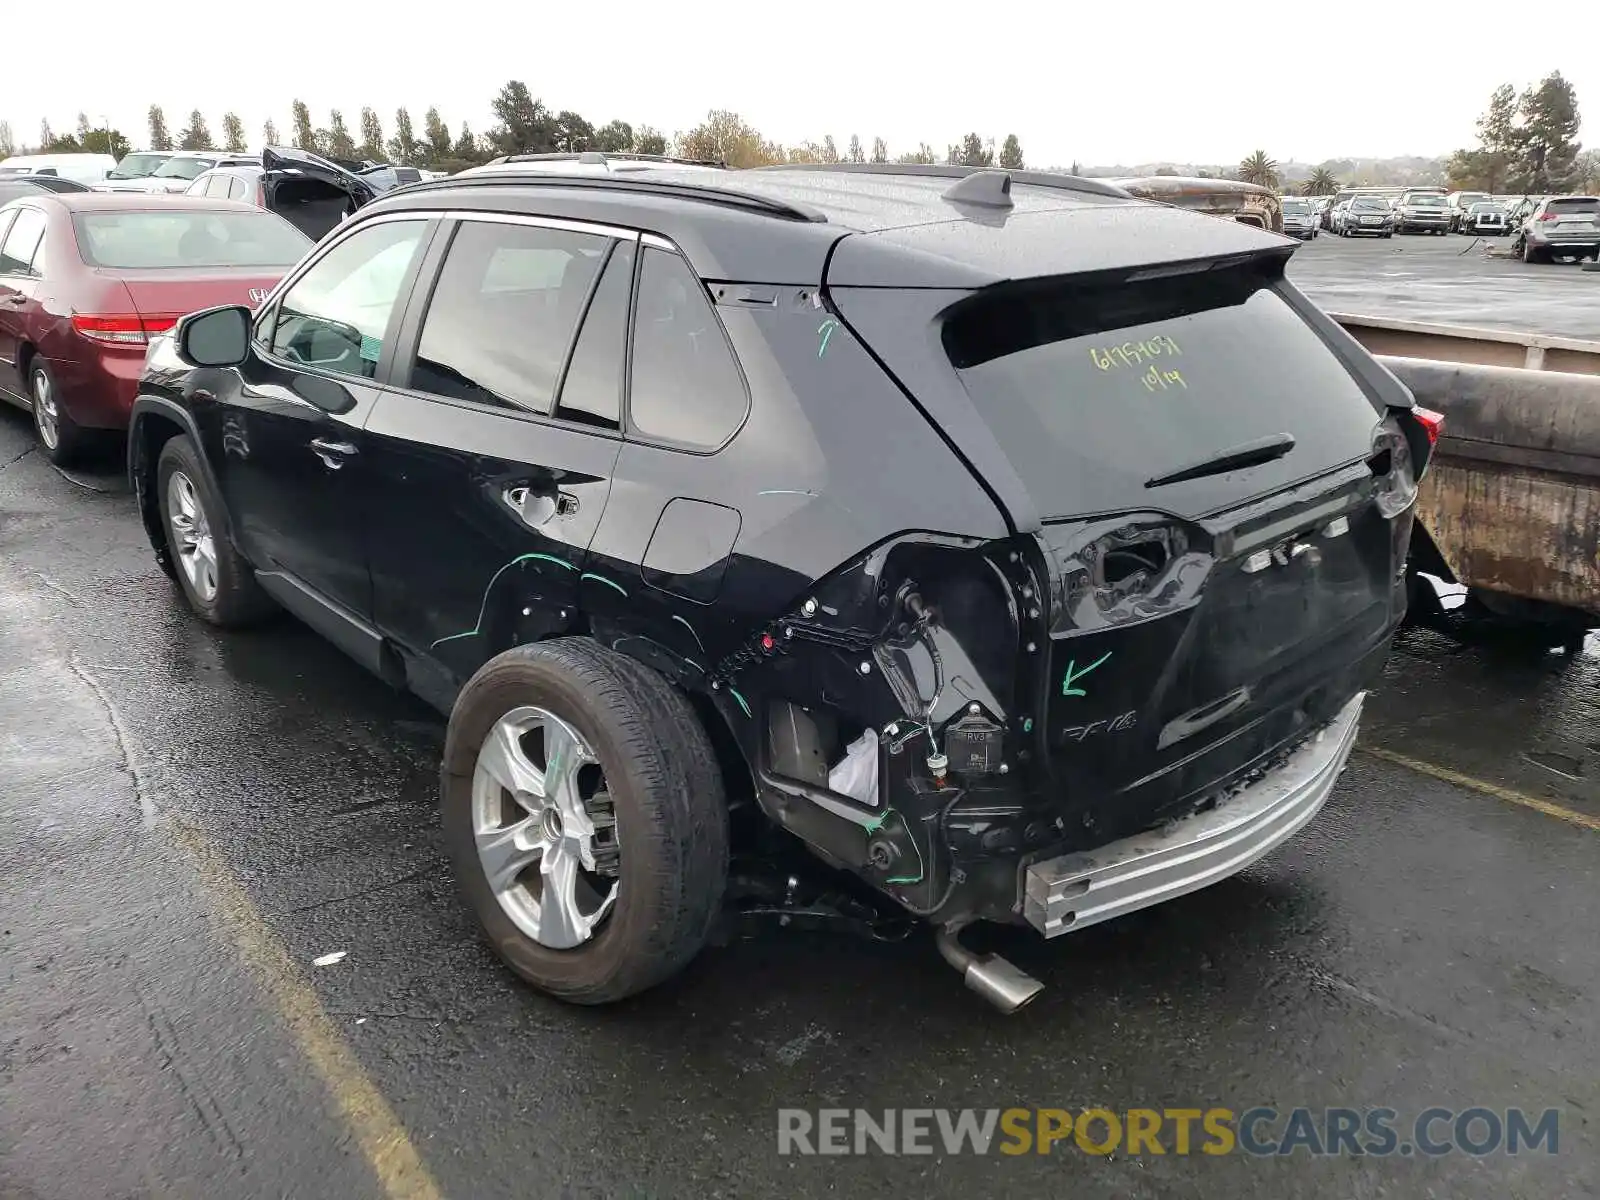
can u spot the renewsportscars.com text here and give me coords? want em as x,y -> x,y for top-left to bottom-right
776,1107 -> 1560,1157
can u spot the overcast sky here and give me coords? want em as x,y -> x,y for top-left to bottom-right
8,3 -> 1595,167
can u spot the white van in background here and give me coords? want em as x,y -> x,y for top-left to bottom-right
0,153 -> 116,184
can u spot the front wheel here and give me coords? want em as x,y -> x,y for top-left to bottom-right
442,639 -> 729,1004
156,436 -> 275,626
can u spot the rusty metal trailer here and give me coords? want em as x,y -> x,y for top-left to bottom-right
1335,314 -> 1600,640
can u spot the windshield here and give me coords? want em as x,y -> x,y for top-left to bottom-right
72,210 -> 311,269
1410,196 -> 1446,207
1353,198 -> 1389,212
942,264 -> 1381,517
108,153 -> 170,180
152,157 -> 214,180
1469,203 -> 1501,214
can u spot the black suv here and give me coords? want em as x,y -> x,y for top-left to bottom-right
129,164 -> 1434,1012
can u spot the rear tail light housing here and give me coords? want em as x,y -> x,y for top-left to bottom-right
1368,415 -> 1423,519
1538,211 -> 1561,221
71,313 -> 181,346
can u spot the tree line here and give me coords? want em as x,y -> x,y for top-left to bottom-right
0,81 -> 1025,176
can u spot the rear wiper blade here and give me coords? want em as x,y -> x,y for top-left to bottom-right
1145,431 -> 1296,489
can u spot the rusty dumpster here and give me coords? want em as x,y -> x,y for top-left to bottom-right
1379,355 -> 1600,631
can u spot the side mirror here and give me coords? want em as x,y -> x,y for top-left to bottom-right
176,304 -> 251,368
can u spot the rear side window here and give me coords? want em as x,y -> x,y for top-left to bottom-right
0,208 -> 46,274
943,263 -> 1383,518
409,220 -> 608,412
627,246 -> 748,451
555,240 -> 634,430
227,176 -> 248,202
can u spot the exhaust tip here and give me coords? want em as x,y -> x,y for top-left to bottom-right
936,921 -> 1044,1014
963,955 -> 1046,1014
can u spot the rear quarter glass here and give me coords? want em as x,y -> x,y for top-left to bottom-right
942,265 -> 1382,520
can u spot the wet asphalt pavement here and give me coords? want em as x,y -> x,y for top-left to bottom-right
2,340 -> 1598,1196
1286,228 -> 1599,339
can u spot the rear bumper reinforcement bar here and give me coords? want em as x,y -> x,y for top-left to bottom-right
1023,692 -> 1364,937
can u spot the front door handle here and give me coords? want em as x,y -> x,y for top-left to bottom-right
310,436 -> 357,470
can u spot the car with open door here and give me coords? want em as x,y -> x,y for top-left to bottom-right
255,146 -> 382,241
128,164 -> 1438,1013
0,192 -> 310,463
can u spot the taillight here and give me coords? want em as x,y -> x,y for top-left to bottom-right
1539,211 -> 1560,221
1411,406 -> 1444,447
1368,416 -> 1419,519
71,313 -> 181,346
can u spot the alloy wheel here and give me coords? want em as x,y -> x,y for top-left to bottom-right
166,470 -> 219,602
471,706 -> 620,949
31,368 -> 58,450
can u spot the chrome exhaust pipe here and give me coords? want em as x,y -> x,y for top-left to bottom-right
935,922 -> 1044,1014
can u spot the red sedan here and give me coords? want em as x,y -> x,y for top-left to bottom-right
0,193 -> 312,464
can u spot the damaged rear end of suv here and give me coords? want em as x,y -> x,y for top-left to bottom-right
736,167 -> 1435,1011
138,163 -> 1434,1014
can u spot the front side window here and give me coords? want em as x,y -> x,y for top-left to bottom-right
408,220 -> 608,411
0,208 -> 47,275
266,219 -> 426,380
627,246 -> 748,451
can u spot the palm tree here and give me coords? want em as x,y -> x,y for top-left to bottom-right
1238,150 -> 1279,189
1302,168 -> 1340,196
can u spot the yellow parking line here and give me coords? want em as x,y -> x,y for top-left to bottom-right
172,821 -> 445,1200
1362,746 -> 1600,833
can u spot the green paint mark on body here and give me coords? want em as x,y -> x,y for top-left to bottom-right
727,687 -> 752,719
1061,650 -> 1113,698
817,318 -> 839,358
428,552 -> 576,649
581,572 -> 628,598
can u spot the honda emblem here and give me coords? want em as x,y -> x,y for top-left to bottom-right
249,288 -> 269,305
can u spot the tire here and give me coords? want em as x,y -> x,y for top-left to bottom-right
1522,239 -> 1541,264
155,435 -> 275,627
28,360 -> 89,467
442,638 -> 729,1005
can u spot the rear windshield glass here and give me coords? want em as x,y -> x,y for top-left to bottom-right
73,210 -> 311,269
943,264 -> 1382,517
1548,198 -> 1599,214
1281,200 -> 1310,213
108,154 -> 169,180
152,158 -> 213,180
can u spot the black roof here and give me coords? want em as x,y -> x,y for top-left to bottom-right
366,164 -> 1293,288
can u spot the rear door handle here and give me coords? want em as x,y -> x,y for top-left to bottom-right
310,437 -> 357,470
1,295 -> 25,305
502,486 -> 579,524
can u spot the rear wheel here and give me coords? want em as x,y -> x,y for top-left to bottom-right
441,639 -> 729,1004
1522,238 -> 1542,263
29,361 -> 88,467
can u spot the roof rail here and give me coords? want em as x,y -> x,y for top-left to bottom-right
753,161 -> 1133,200
389,170 -> 829,223
487,150 -> 728,169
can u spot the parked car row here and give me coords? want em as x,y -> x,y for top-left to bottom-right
0,156 -> 1440,1011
